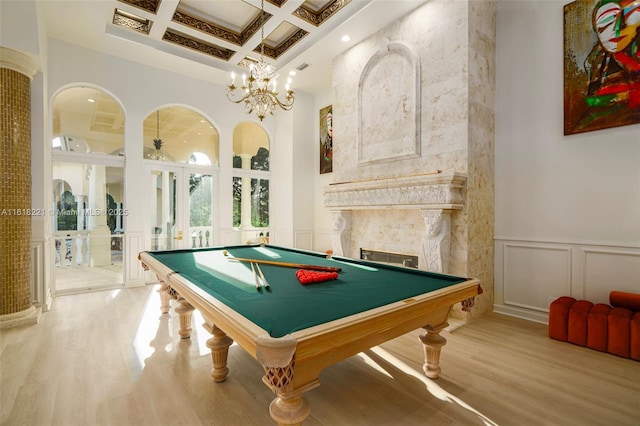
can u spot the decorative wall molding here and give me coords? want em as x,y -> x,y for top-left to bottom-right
580,248 -> 640,301
502,243 -> 572,310
125,232 -> 145,286
30,240 -> 44,306
494,239 -> 640,324
357,38 -> 421,165
293,230 -> 313,251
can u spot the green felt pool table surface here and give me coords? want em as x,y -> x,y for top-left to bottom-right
145,244 -> 469,338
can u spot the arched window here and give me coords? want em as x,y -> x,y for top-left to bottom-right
52,87 -> 124,155
143,106 -> 219,165
188,152 -> 212,165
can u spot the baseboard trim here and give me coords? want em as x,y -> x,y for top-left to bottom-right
493,304 -> 549,325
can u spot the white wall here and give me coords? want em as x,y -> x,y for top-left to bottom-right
494,0 -> 640,322
313,91 -> 334,253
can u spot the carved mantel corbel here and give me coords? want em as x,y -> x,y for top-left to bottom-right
331,211 -> 351,257
420,209 -> 452,273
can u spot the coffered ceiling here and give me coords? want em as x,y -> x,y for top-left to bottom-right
38,0 -> 426,95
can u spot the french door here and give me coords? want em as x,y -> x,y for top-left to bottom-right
146,163 -> 217,251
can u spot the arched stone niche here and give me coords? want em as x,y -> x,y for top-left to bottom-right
357,39 -> 421,165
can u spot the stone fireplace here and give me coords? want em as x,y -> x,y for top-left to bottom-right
324,1 -> 496,319
325,171 -> 467,274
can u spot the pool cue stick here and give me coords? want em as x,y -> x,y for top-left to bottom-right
250,262 -> 261,291
227,257 -> 341,272
255,263 -> 270,290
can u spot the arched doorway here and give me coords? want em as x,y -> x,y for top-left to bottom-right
232,121 -> 270,244
142,106 -> 220,251
51,86 -> 125,293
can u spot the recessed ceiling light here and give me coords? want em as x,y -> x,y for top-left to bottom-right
341,35 -> 351,42
289,70 -> 296,76
87,98 -> 95,103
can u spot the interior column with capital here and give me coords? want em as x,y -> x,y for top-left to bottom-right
0,46 -> 40,328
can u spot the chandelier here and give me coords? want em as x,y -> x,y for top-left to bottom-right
226,0 -> 294,121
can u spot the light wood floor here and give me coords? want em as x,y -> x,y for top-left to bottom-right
2,285 -> 639,426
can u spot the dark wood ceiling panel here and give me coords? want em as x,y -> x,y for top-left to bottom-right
172,8 -> 271,47
117,0 -> 161,15
254,26 -> 309,60
294,0 -> 351,26
113,9 -> 153,35
162,29 -> 236,61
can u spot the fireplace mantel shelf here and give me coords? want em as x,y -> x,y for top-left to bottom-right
324,171 -> 466,211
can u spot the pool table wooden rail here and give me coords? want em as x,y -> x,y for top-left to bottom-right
139,250 -> 481,426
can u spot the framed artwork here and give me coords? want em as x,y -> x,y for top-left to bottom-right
320,105 -> 333,174
563,0 -> 640,135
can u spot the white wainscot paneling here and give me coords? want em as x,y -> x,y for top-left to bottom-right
313,230 -> 333,253
125,232 -> 145,286
503,243 -> 572,313
294,231 -> 313,251
581,249 -> 640,304
30,240 -> 44,305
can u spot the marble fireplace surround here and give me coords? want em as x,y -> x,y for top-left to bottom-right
324,171 -> 466,273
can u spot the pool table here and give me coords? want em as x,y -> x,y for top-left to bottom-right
139,244 -> 482,425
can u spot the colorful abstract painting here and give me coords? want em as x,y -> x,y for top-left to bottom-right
564,0 -> 640,135
320,105 -> 333,174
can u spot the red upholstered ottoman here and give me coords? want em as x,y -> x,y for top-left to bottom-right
568,300 -> 594,346
550,292 -> 640,360
608,308 -> 632,358
609,291 -> 640,359
610,291 -> 640,311
631,312 -> 640,361
549,297 -> 576,341
587,303 -> 611,352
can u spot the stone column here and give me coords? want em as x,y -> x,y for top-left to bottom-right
150,172 -> 158,238
0,47 -> 39,328
88,164 -> 111,266
161,171 -> 170,235
75,194 -> 86,231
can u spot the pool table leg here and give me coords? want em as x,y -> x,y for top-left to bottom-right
419,322 -> 448,379
268,385 -> 314,426
256,336 -> 318,425
204,323 -> 233,383
157,281 -> 171,314
175,296 -> 195,339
